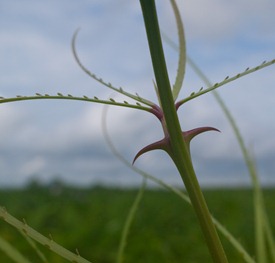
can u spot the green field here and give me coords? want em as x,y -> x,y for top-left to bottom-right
0,183 -> 275,263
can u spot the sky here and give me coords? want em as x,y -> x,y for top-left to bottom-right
0,0 -> 275,188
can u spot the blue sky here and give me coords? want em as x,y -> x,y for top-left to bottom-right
0,0 -> 275,188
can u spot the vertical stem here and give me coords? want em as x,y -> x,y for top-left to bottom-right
139,1 -> 228,262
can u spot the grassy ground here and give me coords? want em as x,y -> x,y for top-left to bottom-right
0,183 -> 274,263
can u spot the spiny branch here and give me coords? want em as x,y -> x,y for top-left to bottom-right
0,93 -> 152,112
0,206 -> 92,263
177,59 -> 275,107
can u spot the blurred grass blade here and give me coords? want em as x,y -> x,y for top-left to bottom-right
263,212 -> 275,261
0,236 -> 32,263
20,230 -> 47,262
117,178 -> 147,263
170,0 -> 186,100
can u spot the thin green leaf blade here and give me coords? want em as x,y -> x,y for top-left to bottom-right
170,0 -> 186,101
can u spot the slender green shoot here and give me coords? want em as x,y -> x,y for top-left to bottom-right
0,236 -> 32,263
0,207 -> 92,263
169,0 -> 186,101
19,230 -> 48,263
116,178 -> 147,263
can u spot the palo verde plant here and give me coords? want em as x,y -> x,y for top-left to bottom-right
0,0 -> 275,262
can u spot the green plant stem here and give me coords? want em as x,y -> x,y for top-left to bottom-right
139,1 -> 228,262
102,105 -> 255,263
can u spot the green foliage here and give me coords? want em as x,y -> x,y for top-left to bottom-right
1,186 -> 275,263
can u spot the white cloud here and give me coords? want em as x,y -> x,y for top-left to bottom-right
20,156 -> 47,177
169,0 -> 275,41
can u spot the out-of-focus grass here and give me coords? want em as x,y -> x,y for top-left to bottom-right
0,183 -> 274,263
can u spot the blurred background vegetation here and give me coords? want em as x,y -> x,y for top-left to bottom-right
1,182 -> 275,262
